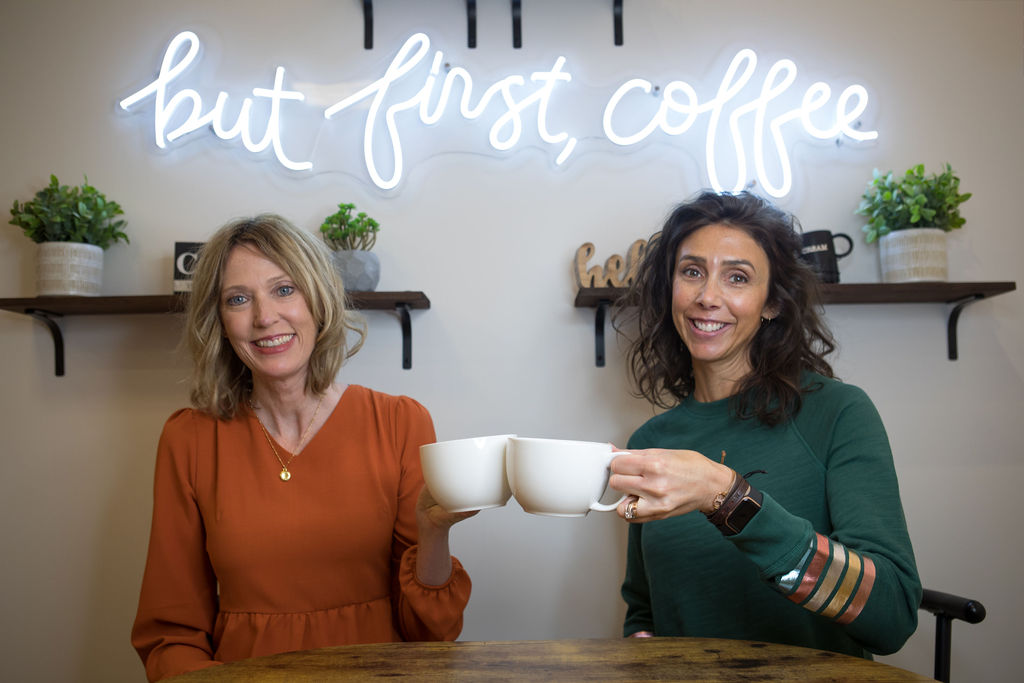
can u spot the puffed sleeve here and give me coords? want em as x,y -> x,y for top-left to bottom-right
131,410 -> 222,681
387,396 -> 472,640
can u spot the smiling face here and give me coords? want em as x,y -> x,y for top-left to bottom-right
671,223 -> 776,385
219,243 -> 318,390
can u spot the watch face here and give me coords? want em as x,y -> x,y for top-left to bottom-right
725,497 -> 762,534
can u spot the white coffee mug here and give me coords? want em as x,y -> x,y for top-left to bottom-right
419,434 -> 515,513
506,437 -> 627,517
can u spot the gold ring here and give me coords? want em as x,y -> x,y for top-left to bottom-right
625,498 -> 638,520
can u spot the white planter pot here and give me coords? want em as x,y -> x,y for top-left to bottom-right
330,250 -> 380,291
879,228 -> 948,283
36,242 -> 104,296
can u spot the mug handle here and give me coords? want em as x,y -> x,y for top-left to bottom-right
591,450 -> 629,512
833,233 -> 854,259
590,493 -> 628,512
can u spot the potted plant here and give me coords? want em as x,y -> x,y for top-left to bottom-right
319,201 -> 381,291
855,163 -> 971,282
9,174 -> 128,296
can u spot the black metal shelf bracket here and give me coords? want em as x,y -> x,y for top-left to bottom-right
511,0 -> 522,48
594,299 -> 610,367
613,0 -> 624,45
396,302 -> 413,369
363,0 -> 374,49
575,282 -> 1015,367
947,294 -> 984,361
1,292 -> 429,376
467,0 -> 477,48
26,308 -> 65,376
18,303 -> 416,374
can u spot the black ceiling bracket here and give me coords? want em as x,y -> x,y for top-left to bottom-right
613,0 -> 624,46
26,308 -> 65,376
363,0 -> 373,49
467,0 -> 477,48
511,0 -> 522,48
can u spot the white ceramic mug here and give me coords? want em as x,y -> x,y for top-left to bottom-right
419,434 -> 515,513
506,437 -> 627,517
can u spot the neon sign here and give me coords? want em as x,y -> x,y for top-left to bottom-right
119,31 -> 878,197
322,33 -> 577,190
119,31 -> 311,171
602,49 -> 876,197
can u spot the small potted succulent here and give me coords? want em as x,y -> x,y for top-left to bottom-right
319,201 -> 381,291
855,163 -> 971,282
9,174 -> 129,295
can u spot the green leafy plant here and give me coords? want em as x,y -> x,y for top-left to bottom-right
9,174 -> 128,249
319,202 -> 380,251
856,163 -> 972,243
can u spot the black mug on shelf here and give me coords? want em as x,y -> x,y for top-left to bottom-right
800,230 -> 853,284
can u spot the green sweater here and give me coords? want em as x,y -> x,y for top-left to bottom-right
622,374 -> 921,657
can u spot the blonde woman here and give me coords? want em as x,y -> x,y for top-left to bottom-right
132,215 -> 473,681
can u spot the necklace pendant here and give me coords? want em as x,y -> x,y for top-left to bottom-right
280,469 -> 291,481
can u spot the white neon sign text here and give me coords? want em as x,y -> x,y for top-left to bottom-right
119,31 -> 878,196
119,31 -> 312,171
602,49 -> 877,197
323,33 -> 576,189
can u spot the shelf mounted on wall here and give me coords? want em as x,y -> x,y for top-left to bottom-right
575,281 -> 1017,367
0,291 -> 431,376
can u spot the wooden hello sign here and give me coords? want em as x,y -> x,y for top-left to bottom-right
573,239 -> 648,291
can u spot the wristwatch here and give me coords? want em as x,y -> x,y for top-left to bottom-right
706,476 -> 764,536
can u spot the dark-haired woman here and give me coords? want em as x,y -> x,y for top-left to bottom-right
131,215 -> 473,681
609,191 -> 920,658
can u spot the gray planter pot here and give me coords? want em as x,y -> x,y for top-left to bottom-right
879,228 -> 948,282
37,242 -> 104,296
330,250 -> 380,291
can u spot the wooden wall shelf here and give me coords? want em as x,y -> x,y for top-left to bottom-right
574,281 -> 1017,366
0,291 -> 430,375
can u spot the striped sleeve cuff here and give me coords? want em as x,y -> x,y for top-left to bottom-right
772,532 -> 876,624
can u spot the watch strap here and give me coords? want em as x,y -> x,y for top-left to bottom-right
705,474 -> 763,536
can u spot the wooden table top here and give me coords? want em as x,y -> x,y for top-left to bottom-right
172,637 -> 933,681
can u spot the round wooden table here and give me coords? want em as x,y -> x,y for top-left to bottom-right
172,637 -> 933,681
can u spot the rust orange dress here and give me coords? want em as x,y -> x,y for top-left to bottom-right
131,385 -> 471,682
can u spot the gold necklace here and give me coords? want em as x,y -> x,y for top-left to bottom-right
249,394 -> 325,481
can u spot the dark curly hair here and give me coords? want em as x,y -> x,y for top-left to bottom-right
613,191 -> 836,426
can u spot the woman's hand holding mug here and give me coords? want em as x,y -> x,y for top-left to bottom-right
609,448 -> 735,522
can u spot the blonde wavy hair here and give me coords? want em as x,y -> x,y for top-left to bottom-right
186,214 -> 365,419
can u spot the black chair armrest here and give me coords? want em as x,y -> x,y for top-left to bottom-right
920,588 -> 987,624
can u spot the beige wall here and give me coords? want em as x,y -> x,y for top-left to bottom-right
1,1 -> 1021,681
